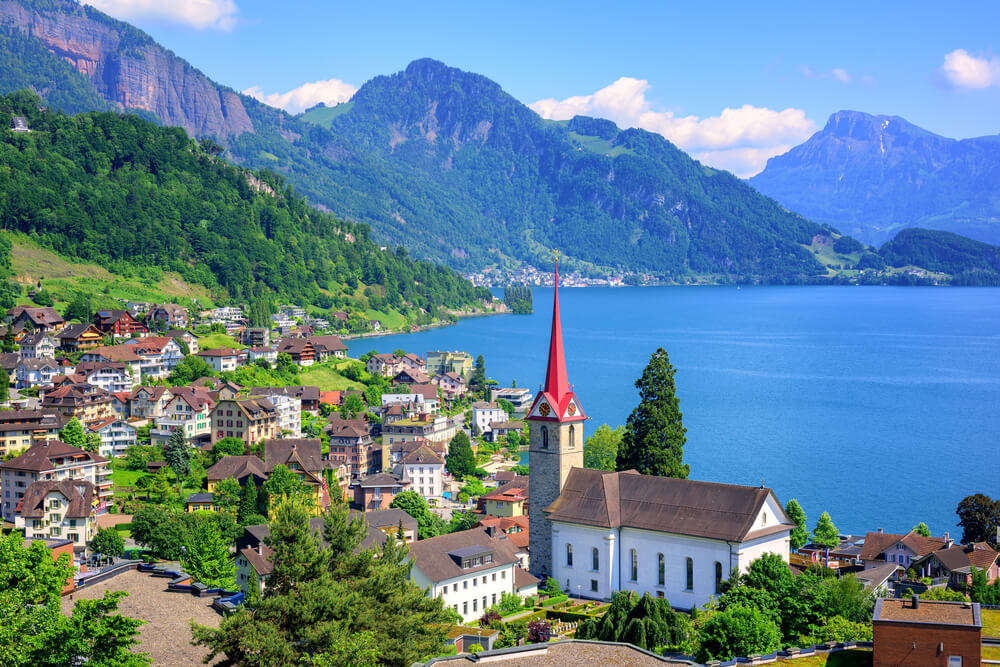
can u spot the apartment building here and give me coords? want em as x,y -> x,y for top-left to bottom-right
211,398 -> 278,445
0,441 -> 110,522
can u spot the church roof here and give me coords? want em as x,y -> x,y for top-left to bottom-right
544,467 -> 792,542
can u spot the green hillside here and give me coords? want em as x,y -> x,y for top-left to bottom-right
878,228 -> 1000,284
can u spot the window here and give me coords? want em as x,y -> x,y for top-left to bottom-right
472,599 -> 477,612
492,573 -> 496,582
592,547 -> 600,571
947,657 -> 962,666
463,601 -> 468,615
540,426 -> 548,449
686,557 -> 694,590
590,579 -> 598,592
492,594 -> 496,605
568,425 -> 575,448
566,543 -> 573,567
657,553 -> 665,586
501,571 -> 506,579
463,580 -> 468,589
715,561 -> 723,594
630,549 -> 638,581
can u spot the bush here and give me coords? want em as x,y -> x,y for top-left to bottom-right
478,610 -> 502,629
538,594 -> 568,607
526,619 -> 551,644
497,591 -> 523,615
696,605 -> 782,662
541,577 -> 563,597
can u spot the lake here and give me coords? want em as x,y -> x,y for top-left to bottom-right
347,286 -> 1000,538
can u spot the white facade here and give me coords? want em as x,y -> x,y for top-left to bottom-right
1,457 -> 109,522
410,560 -> 517,624
83,367 -> 138,394
19,335 -> 57,360
401,461 -> 444,498
382,392 -> 440,414
17,488 -> 96,549
249,391 -> 301,437
199,352 -> 239,373
92,420 -> 136,458
549,494 -> 791,610
472,404 -> 506,434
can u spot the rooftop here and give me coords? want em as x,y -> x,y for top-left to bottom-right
873,597 -> 981,627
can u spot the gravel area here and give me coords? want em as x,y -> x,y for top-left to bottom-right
61,569 -> 220,666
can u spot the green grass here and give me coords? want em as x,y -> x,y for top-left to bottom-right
363,308 -> 407,330
776,649 -> 871,666
110,459 -> 143,488
298,362 -> 365,391
198,333 -> 244,350
567,131 -> 633,158
983,608 -> 1000,637
114,523 -> 132,539
298,102 -> 355,128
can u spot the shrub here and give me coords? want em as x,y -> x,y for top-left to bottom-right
497,591 -> 523,615
538,594 -> 568,607
541,577 -> 563,597
467,643 -> 483,655
526,619 -> 551,644
478,610 -> 502,629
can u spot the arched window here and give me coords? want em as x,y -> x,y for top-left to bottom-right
592,547 -> 600,571
714,561 -> 723,594
541,426 -> 549,449
657,553 -> 665,586
685,557 -> 694,591
630,549 -> 638,581
568,425 -> 575,448
566,543 -> 573,567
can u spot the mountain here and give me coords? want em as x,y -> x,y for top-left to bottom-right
750,110 -> 1000,245
0,91 -> 490,324
878,228 -> 1000,284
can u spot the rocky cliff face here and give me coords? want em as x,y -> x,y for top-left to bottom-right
0,0 -> 252,138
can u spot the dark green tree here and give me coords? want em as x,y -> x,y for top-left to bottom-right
616,347 -> 688,478
163,427 -> 192,494
389,490 -> 441,539
63,291 -> 93,322
209,437 -> 245,464
182,516 -> 236,590
213,478 -> 242,513
167,355 -> 214,385
471,354 -> 486,396
445,431 -> 475,478
90,526 -> 125,558
696,605 -> 781,663
238,479 -> 264,525
812,511 -> 840,549
785,499 -> 809,550
956,494 -> 1000,548
0,367 -> 8,404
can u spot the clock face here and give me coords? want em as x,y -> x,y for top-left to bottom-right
567,402 -> 577,416
538,403 -> 550,417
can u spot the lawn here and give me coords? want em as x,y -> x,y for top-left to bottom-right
298,363 -> 365,390
776,649 -> 872,666
197,332 -> 243,350
110,459 -> 143,488
983,608 -> 1000,637
983,644 -> 1000,660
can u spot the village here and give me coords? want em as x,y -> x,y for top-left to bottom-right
0,294 -> 998,666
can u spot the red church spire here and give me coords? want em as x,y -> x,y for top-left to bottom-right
543,253 -> 569,401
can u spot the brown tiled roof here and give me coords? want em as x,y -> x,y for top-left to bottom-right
472,401 -> 501,410
9,306 -> 63,327
16,358 -> 59,371
408,383 -> 439,401
0,352 -> 19,371
545,468 -> 790,542
856,563 -> 903,590
482,476 -> 529,502
20,331 -> 53,347
42,383 -> 111,407
357,472 -> 406,488
239,545 -> 273,576
326,418 -> 371,439
166,386 -> 215,411
858,530 -> 949,561
131,386 -> 169,401
75,361 -> 128,378
127,337 -> 174,354
85,345 -> 142,363
514,565 -> 539,590
394,369 -> 431,385
276,338 -> 313,355
363,508 -> 418,533
489,420 -> 524,431
17,480 -> 95,519
280,386 -> 320,401
494,470 -> 516,483
874,597 -> 981,627
57,322 -> 101,340
401,445 -> 443,465
205,455 -> 266,482
264,438 -> 323,474
0,440 -> 107,472
307,335 -> 347,353
916,543 -> 999,574
407,527 -> 520,584
197,348 -> 238,357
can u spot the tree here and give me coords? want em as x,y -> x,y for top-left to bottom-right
182,516 -> 237,590
163,427 -> 192,493
90,526 -> 125,558
84,431 -> 102,453
497,398 -> 515,416
575,591 -> 685,650
390,490 -> 441,539
956,494 -> 1000,549
584,424 -> 623,471
167,355 -> 214,385
340,393 -> 365,419
0,531 -> 147,666
59,417 -> 86,449
912,522 -> 931,537
447,510 -> 479,533
263,464 -> 310,506
63,291 -> 93,323
811,511 -> 839,549
0,326 -> 16,353
238,479 -> 265,526
445,431 -> 475,478
785,499 -> 809,550
0,367 -> 8,404
542,577 -> 563,597
615,348 -> 688,478
124,443 -> 160,471
214,478 -> 242,513
696,605 -> 782,662
526,619 -> 551,644
471,354 -> 486,396
210,437 -> 245,464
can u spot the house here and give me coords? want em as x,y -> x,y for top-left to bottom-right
7,306 -> 65,333
56,323 -> 105,352
240,327 -> 270,348
146,304 -> 188,330
263,438 -> 330,505
125,336 -> 184,377
163,329 -> 199,354
235,511 -> 416,594
196,348 -> 239,373
398,352 -> 425,372
364,507 -> 419,543
14,358 -> 61,389
434,372 -> 468,399
276,337 -> 315,366
393,368 -> 431,385
383,438 -> 446,472
856,563 -> 904,596
400,445 -> 444,498
796,533 -> 867,570
210,398 -> 278,445
326,418 -> 377,479
74,361 -> 138,394
486,419 -> 523,443
205,455 -> 267,492
80,344 -> 142,367
366,353 -> 402,377
381,384 -> 440,414
476,515 -> 531,569
307,335 -> 347,362
859,529 -> 951,570
129,386 -> 173,419
278,386 -> 321,413
92,310 -> 148,338
426,350 -> 473,379
41,384 -> 115,426
247,388 -> 301,437
0,409 -> 63,458
186,492 -> 218,512
88,417 -> 136,458
382,413 -> 461,446
247,346 -> 277,364
471,402 -> 507,435
911,542 -> 1000,588
407,527 -> 523,623
480,476 -> 529,517
18,331 -> 57,360
354,472 -> 408,510
15,480 -> 97,554
150,386 -> 215,445
492,387 -> 533,412
0,440 -> 111,521
872,597 -> 981,666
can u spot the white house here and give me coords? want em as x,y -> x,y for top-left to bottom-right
399,445 -> 444,498
88,418 -> 136,458
408,527 -> 523,623
14,358 -> 61,389
15,479 -> 97,553
18,332 -> 57,360
196,348 -> 240,373
247,389 -> 301,437
545,468 -> 793,610
76,362 -> 138,394
492,387 -> 532,412
151,387 -> 216,445
471,401 -> 506,435
381,386 -> 440,414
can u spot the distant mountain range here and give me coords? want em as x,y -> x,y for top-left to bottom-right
751,110 -> 1000,245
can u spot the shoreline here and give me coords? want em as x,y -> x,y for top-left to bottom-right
341,305 -> 510,341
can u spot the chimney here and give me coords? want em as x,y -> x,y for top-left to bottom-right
877,527 -> 883,533
911,594 -> 919,609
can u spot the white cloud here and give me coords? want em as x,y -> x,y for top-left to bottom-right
530,77 -> 816,177
82,0 -> 239,30
244,78 -> 358,114
831,68 -> 852,83
799,65 -> 859,84
939,49 -> 1000,89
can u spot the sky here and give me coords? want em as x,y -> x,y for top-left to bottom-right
82,0 -> 1000,177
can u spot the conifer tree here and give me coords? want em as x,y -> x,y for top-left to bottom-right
163,427 -> 192,494
0,367 -> 9,404
616,348 -> 689,478
237,479 -> 263,525
445,431 -> 475,478
182,519 -> 236,590
812,511 -> 840,549
785,499 -> 809,550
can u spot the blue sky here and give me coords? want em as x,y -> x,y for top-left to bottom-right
85,0 -> 1000,176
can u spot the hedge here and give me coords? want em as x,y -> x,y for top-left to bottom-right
538,595 -> 568,607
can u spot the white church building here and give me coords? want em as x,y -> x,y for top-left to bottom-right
526,259 -> 793,610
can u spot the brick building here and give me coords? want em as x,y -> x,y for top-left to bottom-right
872,596 -> 981,667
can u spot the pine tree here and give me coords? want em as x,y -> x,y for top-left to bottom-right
445,431 -> 475,478
0,367 -> 9,404
812,511 -> 840,549
785,499 -> 809,550
616,348 -> 689,478
237,479 -> 260,525
182,515 -> 236,590
471,354 -> 486,396
163,427 -> 192,494
912,522 -> 931,537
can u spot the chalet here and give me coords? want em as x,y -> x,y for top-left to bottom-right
163,329 -> 199,354
18,331 -> 56,360
92,310 -> 148,338
87,417 -> 136,458
353,472 -> 408,510
125,336 -> 184,377
0,440 -> 111,521
150,386 -> 215,445
7,306 -> 65,333
129,386 -> 172,419
399,352 -> 425,372
276,337 -> 315,366
80,345 -> 142,366
0,409 -> 63,458
56,323 -> 104,352
393,368 -> 431,385
205,455 -> 267,491
859,529 -> 951,570
366,353 -> 402,377
14,358 -> 61,389
74,361 -> 137,394
41,384 -> 115,426
434,372 -> 468,399
210,398 -> 278,445
196,348 -> 239,373
15,480 -> 97,554
307,335 -> 347,362
146,304 -> 187,329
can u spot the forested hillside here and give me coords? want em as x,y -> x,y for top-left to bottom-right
878,228 -> 1000,284
0,91 -> 490,321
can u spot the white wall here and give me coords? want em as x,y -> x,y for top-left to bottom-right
403,462 -> 443,498
410,561 -> 516,623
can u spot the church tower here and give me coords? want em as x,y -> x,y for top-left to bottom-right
527,257 -> 586,579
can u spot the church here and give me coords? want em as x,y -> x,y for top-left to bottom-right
526,261 -> 793,610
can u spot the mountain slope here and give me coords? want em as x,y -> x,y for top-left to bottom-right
750,111 -> 1000,245
878,228 -> 1000,275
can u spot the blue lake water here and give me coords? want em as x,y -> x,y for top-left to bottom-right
347,286 -> 1000,538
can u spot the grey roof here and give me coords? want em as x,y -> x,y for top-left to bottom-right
856,563 -> 903,591
186,492 -> 216,503
407,527 -> 519,584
